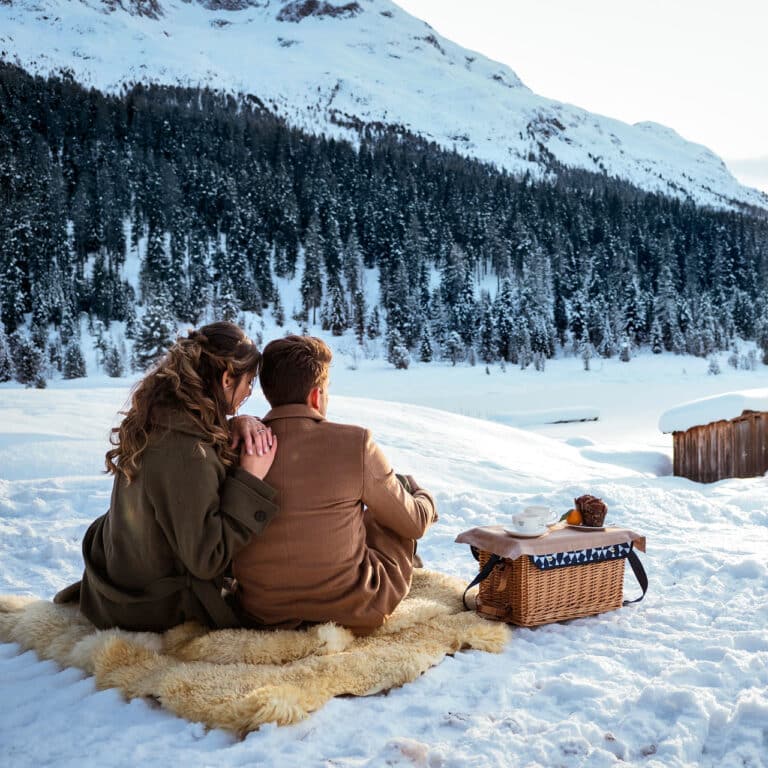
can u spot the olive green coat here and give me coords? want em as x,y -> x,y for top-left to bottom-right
54,410 -> 278,632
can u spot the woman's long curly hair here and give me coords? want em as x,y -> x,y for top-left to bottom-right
106,322 -> 261,482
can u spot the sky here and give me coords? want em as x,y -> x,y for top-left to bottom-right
394,0 -> 768,193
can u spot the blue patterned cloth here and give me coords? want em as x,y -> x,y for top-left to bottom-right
530,541 -> 633,571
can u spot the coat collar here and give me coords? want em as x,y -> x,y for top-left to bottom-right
263,403 -> 325,422
150,405 -> 211,437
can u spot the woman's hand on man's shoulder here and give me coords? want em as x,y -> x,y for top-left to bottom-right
229,415 -> 274,457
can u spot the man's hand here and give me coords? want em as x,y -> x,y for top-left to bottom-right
404,475 -> 438,522
404,475 -> 421,493
230,415 -> 274,457
239,436 -> 278,480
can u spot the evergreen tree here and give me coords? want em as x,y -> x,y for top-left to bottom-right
443,331 -> 464,366
581,330 -> 594,371
650,318 -> 663,354
133,295 -> 176,372
300,249 -> 323,325
273,291 -> 286,327
477,295 -> 497,363
62,342 -> 87,379
327,282 -> 348,336
9,331 -> 46,387
104,343 -> 125,378
653,264 -> 681,352
386,327 -> 410,370
619,336 -> 631,363
418,328 -> 433,363
754,306 -> 768,365
0,323 -> 12,382
352,289 -> 367,345
0,258 -> 26,333
140,222 -> 171,302
185,230 -> 211,324
48,336 -> 63,373
216,275 -> 240,323
366,306 -> 381,339
493,278 -> 516,361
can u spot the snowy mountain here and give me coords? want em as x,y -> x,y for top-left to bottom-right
1,0 -> 765,212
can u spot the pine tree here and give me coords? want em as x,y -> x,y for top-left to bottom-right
48,336 -> 63,373
62,342 -> 87,379
755,306 -> 768,365
273,291 -> 286,327
442,331 -> 464,366
104,343 -> 125,378
327,282 -> 348,336
300,249 -> 323,325
343,230 -> 364,295
185,230 -> 211,324
654,264 -> 681,352
366,306 -> 381,339
619,336 -> 631,363
581,330 -> 594,371
477,295 -> 497,363
133,295 -> 176,372
0,323 -> 13,382
216,276 -> 240,323
493,278 -> 516,361
386,327 -> 410,370
352,289 -> 366,345
0,258 -> 26,333
650,318 -> 663,354
9,331 -> 46,387
58,303 -> 79,346
418,328 -> 433,362
140,222 -> 170,302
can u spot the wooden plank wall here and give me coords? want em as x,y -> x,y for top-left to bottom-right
672,410 -> 768,482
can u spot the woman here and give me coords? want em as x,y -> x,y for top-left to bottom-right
54,322 -> 279,632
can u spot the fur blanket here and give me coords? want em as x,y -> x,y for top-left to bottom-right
0,570 -> 508,734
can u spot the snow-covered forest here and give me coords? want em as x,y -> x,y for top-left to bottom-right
1,62 -> 768,385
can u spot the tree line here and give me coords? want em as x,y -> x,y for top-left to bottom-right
1,61 -> 767,382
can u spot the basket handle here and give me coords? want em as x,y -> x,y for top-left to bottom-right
462,554 -> 503,610
623,549 -> 648,605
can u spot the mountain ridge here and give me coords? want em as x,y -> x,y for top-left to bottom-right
0,0 -> 765,212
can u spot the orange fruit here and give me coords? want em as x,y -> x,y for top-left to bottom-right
566,508 -> 582,525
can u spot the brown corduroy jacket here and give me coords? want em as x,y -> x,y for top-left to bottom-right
54,409 -> 279,632
233,404 -> 437,631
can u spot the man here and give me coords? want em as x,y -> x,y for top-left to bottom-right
233,335 -> 437,633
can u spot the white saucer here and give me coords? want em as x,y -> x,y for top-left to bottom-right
504,528 -> 549,538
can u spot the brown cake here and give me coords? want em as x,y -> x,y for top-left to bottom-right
575,494 -> 608,527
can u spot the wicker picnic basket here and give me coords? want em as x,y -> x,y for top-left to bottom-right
473,548 -> 627,627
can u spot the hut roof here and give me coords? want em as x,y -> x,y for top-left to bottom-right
659,388 -> 768,433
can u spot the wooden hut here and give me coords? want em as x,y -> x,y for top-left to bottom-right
660,390 -> 768,483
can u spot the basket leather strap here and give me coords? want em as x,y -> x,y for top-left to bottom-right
462,554 -> 503,610
622,549 -> 648,605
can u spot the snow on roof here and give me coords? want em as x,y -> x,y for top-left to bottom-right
658,388 -> 768,433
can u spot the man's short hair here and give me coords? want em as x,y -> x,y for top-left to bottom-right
260,335 -> 332,407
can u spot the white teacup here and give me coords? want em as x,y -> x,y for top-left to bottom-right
511,506 -> 553,533
523,505 -> 553,522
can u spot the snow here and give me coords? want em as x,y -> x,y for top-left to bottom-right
2,350 -> 768,767
1,0 -> 766,211
659,388 -> 768,433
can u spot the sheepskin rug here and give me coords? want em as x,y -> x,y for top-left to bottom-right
0,570 -> 509,734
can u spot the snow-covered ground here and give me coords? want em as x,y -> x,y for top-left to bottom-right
1,352 -> 768,767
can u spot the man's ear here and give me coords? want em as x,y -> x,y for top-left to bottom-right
307,387 -> 321,410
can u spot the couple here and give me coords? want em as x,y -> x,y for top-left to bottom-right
55,322 -> 437,635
